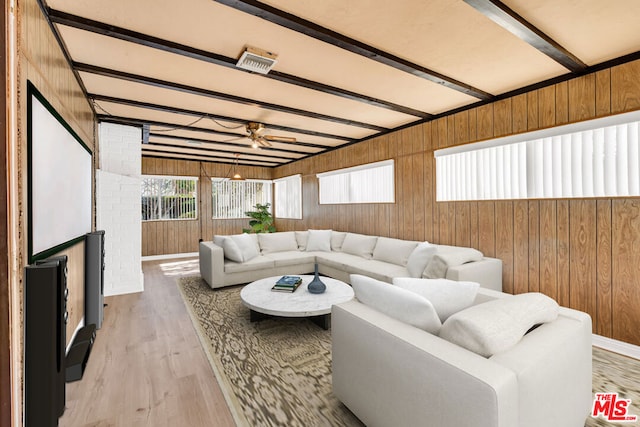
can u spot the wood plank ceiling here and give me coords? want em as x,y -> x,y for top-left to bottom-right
42,0 -> 640,168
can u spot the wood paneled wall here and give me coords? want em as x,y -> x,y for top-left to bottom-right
141,158 -> 271,256
12,1 -> 97,419
273,59 -> 640,346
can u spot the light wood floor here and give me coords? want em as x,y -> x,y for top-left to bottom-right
59,258 -> 236,427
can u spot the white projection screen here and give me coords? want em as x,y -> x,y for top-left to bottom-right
28,82 -> 92,262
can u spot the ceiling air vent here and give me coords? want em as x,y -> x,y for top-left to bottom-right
236,47 -> 278,74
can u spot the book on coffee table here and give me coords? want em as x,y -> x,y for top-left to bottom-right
272,275 -> 302,292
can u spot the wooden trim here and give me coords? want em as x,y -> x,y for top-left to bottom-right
75,63 -> 388,132
91,95 -> 353,141
464,0 -> 586,72
1,0 -> 11,422
47,8 -> 430,118
214,0 -> 493,100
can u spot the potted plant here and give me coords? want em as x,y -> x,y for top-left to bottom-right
243,203 -> 276,233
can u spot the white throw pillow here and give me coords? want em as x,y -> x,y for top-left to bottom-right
306,229 -> 332,252
372,237 -> 419,266
222,238 -> 244,262
393,277 -> 479,322
230,233 -> 260,262
257,232 -> 298,254
295,231 -> 308,250
331,231 -> 347,251
351,274 -> 442,334
406,242 -> 437,277
439,292 -> 560,357
423,247 -> 484,279
341,233 -> 378,259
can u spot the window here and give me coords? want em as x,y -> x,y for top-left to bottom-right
274,174 -> 302,219
211,179 -> 272,219
141,176 -> 198,220
435,110 -> 640,201
317,160 -> 394,204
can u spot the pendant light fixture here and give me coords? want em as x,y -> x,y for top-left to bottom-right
230,153 -> 244,181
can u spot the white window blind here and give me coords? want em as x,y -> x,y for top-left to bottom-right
211,179 -> 272,219
274,174 -> 302,219
436,110 -> 640,201
141,176 -> 198,221
317,159 -> 394,204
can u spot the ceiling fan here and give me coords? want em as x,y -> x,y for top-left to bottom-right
243,122 -> 296,148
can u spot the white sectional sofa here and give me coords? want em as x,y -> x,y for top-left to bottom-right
199,230 -> 503,290
332,276 -> 593,427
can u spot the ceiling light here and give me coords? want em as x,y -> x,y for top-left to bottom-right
230,153 -> 244,181
251,141 -> 259,149
236,46 -> 278,74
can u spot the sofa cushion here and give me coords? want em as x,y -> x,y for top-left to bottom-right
213,235 -> 226,247
393,277 -> 479,322
258,231 -> 298,254
263,251 -> 316,267
224,256 -> 275,273
423,247 -> 484,279
315,252 -> 369,271
231,233 -> 260,262
406,242 -> 438,278
331,231 -> 347,251
372,237 -> 419,266
306,229 -> 332,252
295,231 -> 308,250
351,274 -> 442,334
221,238 -> 243,262
439,292 -> 559,357
341,233 -> 378,259
349,260 -> 410,283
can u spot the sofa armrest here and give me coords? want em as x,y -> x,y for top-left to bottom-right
332,300 -> 518,427
446,257 -> 503,291
199,241 -> 225,289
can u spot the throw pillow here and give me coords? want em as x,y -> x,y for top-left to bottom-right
257,232 -> 298,254
439,292 -> 560,357
423,247 -> 484,279
406,242 -> 437,277
306,229 -> 332,252
230,233 -> 260,262
222,238 -> 244,262
331,231 -> 347,251
351,274 -> 442,334
341,233 -> 378,259
213,235 -> 226,247
295,231 -> 308,250
372,237 -> 419,266
393,277 -> 480,322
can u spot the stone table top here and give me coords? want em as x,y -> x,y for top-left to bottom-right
240,275 -> 354,317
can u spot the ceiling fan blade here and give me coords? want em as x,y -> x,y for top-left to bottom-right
257,137 -> 272,147
263,135 -> 297,143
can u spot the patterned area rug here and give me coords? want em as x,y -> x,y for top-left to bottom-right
178,276 -> 640,427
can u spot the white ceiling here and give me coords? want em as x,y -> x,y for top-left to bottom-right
43,0 -> 640,167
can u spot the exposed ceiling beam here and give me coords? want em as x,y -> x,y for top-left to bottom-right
149,133 -> 309,157
463,0 -> 587,72
98,115 -> 328,150
76,62 -> 387,132
47,8 -> 430,118
90,94 -> 354,141
141,151 -> 280,167
142,143 -> 288,164
213,0 -> 493,100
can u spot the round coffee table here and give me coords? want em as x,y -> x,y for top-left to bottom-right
240,275 -> 354,329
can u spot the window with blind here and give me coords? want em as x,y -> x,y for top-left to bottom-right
274,174 -> 302,219
435,110 -> 640,201
211,179 -> 272,219
141,176 -> 198,220
317,159 -> 394,204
